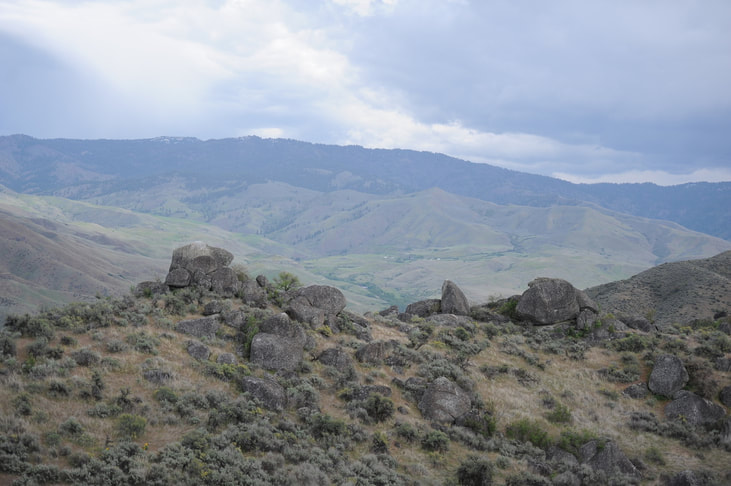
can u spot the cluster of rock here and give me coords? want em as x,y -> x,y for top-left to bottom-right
143,244 -> 729,484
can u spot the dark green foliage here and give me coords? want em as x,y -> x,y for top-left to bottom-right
5,314 -> 55,339
457,455 -> 494,486
498,299 -> 518,319
545,402 -> 572,424
364,394 -> 395,423
505,419 -> 552,450
116,414 -> 146,439
72,348 -> 101,367
13,393 -> 33,417
47,380 -> 71,398
644,445 -> 665,465
371,431 -> 389,454
557,429 -> 599,457
609,333 -> 651,352
421,430 -> 449,452
0,333 -> 16,358
407,322 -> 434,349
202,362 -> 251,382
273,271 -> 301,292
126,331 -> 159,354
59,335 -> 77,346
394,422 -> 418,443
154,386 -> 179,405
239,315 -> 260,359
59,417 -> 84,437
308,413 -> 347,440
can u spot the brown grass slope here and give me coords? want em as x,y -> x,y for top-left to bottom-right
0,256 -> 729,485
586,251 -> 731,328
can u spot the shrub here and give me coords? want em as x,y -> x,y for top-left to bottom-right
457,455 -> 494,486
421,430 -> 449,452
610,333 -> 650,352
13,393 -> 33,417
273,271 -> 301,292
59,417 -> 84,437
5,314 -> 55,339
126,332 -> 160,354
505,418 -> 552,449
395,422 -> 418,443
644,445 -> 665,465
545,402 -> 572,424
71,348 -> 101,367
106,339 -> 127,353
154,386 -> 179,405
116,413 -> 147,439
557,429 -> 599,457
364,394 -> 395,423
0,333 -> 16,358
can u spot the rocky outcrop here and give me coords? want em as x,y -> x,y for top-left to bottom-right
579,440 -> 639,478
175,316 -> 221,339
186,340 -> 210,361
241,376 -> 287,411
623,383 -> 649,399
164,242 -> 239,296
516,277 -> 598,325
216,353 -> 237,365
648,354 -> 689,398
240,279 -> 268,308
720,385 -> 731,407
355,340 -> 395,365
418,376 -> 471,423
441,280 -> 470,316
664,391 -> 726,426
317,347 -> 354,369
404,299 -> 441,318
249,313 -> 307,371
287,285 -> 346,327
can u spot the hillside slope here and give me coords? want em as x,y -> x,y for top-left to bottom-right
586,251 -> 731,328
0,245 -> 728,485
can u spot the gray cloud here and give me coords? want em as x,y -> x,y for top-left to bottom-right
0,0 -> 729,183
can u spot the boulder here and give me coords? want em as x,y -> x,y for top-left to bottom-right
292,285 -> 346,315
250,333 -> 304,371
317,347 -> 354,369
355,341 -> 395,365
260,313 -> 307,345
405,299 -> 441,318
241,280 -> 267,308
579,440 -> 639,478
715,357 -> 731,372
134,281 -> 168,298
665,470 -> 711,486
620,315 -> 656,332
719,385 -> 731,407
441,280 -> 470,316
648,354 -> 689,398
576,308 -> 598,330
516,278 -> 597,325
418,376 -> 471,423
665,390 -> 726,426
164,242 -> 237,293
241,376 -> 287,411
287,298 -> 326,327
175,316 -> 221,339
623,383 -> 650,399
210,267 -> 240,296
202,300 -> 225,316
186,340 -> 211,361
216,353 -> 237,365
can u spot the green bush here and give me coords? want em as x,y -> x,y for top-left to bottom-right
59,417 -> 84,437
556,429 -> 599,457
116,413 -> 147,439
364,394 -> 395,423
457,455 -> 494,486
421,430 -> 449,452
154,386 -> 179,404
505,418 -> 552,449
395,422 -> 418,443
545,402 -> 572,424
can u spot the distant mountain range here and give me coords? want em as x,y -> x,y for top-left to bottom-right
2,134 -> 729,239
0,134 -> 729,319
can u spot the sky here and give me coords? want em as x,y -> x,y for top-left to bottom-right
1,0 -> 730,185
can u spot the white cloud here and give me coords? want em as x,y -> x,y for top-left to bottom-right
553,168 -> 731,186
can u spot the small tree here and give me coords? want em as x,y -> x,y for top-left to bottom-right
274,271 -> 301,291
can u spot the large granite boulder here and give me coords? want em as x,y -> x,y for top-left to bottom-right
250,334 -> 304,371
164,242 -> 239,296
240,280 -> 268,308
241,376 -> 287,411
441,280 -> 470,316
404,299 -> 442,318
664,390 -> 726,426
249,313 -> 307,371
579,440 -> 639,478
418,376 -> 471,423
516,278 -> 598,325
720,385 -> 731,407
175,316 -> 221,339
318,347 -> 354,369
186,340 -> 211,361
648,354 -> 689,398
287,285 -> 346,327
355,341 -> 395,365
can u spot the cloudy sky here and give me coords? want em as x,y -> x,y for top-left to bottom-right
1,0 -> 730,185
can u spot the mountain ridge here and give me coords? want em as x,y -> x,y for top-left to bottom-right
1,134 -> 729,239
